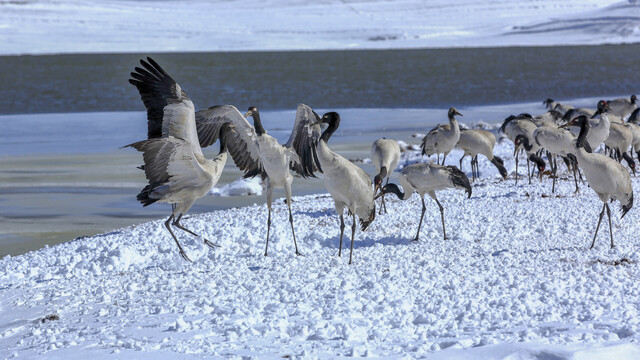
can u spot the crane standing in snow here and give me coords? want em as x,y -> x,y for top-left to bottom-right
376,163 -> 471,241
560,115 -> 634,248
289,111 -> 376,264
456,129 -> 507,181
127,57 -> 235,261
193,104 -> 324,257
371,138 -> 401,214
421,107 -> 462,165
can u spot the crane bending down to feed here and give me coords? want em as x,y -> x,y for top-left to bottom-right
376,163 -> 471,241
288,111 -> 376,264
371,138 -> 401,214
527,125 -> 581,194
560,116 -> 633,248
421,107 -> 462,165
500,113 -> 546,184
456,129 -> 508,181
127,57 -> 235,261
192,104 -> 324,257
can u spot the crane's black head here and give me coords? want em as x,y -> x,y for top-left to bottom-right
375,183 -> 404,200
448,107 -> 463,118
244,106 -> 259,117
315,112 -> 341,142
244,106 -> 266,135
561,115 -> 591,151
491,156 -> 508,180
543,98 -> 555,108
631,95 -> 637,104
528,154 -> 546,173
513,134 -> 532,155
373,167 -> 388,193
596,100 -> 612,114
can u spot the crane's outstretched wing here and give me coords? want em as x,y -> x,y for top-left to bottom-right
195,105 -> 264,178
285,104 -> 323,177
129,58 -> 200,147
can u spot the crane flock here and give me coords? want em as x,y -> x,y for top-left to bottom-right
126,57 -> 636,263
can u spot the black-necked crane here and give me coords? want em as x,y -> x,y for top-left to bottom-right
604,122 -> 636,175
559,115 -> 633,248
456,129 -> 507,181
193,104 -> 324,257
376,163 -> 471,241
563,115 -> 633,248
290,111 -> 376,264
371,138 -> 401,214
528,125 -> 581,193
127,57 -> 234,261
420,107 -> 462,165
543,98 -> 574,115
564,100 -> 612,152
500,113 -> 546,184
607,94 -> 637,120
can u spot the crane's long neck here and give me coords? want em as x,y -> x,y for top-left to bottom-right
377,166 -> 388,181
396,175 -> 415,200
449,114 -> 458,129
320,119 -> 339,143
252,112 -> 266,136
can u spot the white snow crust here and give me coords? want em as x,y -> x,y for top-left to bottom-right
2,137 -> 640,358
0,0 -> 638,55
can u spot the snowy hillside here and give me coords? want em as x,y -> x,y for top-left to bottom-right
0,0 -> 638,55
2,139 -> 640,358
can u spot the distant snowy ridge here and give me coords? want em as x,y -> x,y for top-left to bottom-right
3,139 -> 640,358
0,0 -> 637,55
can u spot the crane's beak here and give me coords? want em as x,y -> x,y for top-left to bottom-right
559,119 -> 576,129
373,183 -> 381,196
243,111 -> 252,118
374,191 -> 384,200
604,103 -> 612,112
513,144 -> 520,157
455,110 -> 463,117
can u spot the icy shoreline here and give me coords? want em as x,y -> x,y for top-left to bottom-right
2,137 -> 640,358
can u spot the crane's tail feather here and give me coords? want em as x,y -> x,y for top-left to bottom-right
446,166 -> 472,198
621,192 -> 633,219
359,206 -> 376,231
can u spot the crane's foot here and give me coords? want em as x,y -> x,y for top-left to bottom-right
204,239 -> 221,249
179,250 -> 192,263
295,251 -> 304,256
411,237 -> 419,242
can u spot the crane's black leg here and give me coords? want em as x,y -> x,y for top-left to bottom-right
459,154 -> 465,173
551,155 -> 557,194
380,178 -> 389,214
173,214 -> 220,249
572,160 -> 579,193
437,153 -> 440,164
264,183 -> 273,256
515,152 -> 519,185
165,214 -> 191,262
442,153 -> 448,165
413,196 -> 427,241
349,213 -> 356,265
591,203 -> 607,249
606,203 -> 614,248
527,157 -> 531,184
338,213 -> 345,257
474,155 -> 480,179
285,183 -> 302,256
434,196 -> 447,240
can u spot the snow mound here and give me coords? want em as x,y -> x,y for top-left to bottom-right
209,177 -> 263,197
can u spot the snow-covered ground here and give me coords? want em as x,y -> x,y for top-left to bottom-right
2,137 -> 640,358
1,0 -> 638,55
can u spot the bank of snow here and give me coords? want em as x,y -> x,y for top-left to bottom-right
0,0 -> 637,55
2,138 -> 640,359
